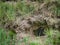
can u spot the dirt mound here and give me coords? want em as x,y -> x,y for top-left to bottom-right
3,0 -> 60,36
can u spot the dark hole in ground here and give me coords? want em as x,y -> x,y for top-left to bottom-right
57,16 -> 60,18
33,27 -> 45,36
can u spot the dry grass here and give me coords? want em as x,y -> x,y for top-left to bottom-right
0,0 -> 60,45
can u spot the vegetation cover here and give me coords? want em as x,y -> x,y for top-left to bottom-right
0,0 -> 60,45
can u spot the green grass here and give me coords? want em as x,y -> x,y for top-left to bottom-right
16,1 -> 34,15
6,2 -> 16,20
0,0 -> 60,45
20,28 -> 60,45
44,28 -> 60,45
0,28 -> 16,45
0,2 -> 16,20
0,1 -> 34,21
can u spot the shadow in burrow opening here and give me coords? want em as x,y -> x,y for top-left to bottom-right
33,27 -> 45,36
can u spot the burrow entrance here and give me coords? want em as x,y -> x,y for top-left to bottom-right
33,27 -> 45,36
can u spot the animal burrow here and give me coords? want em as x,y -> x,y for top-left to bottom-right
33,27 -> 45,36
